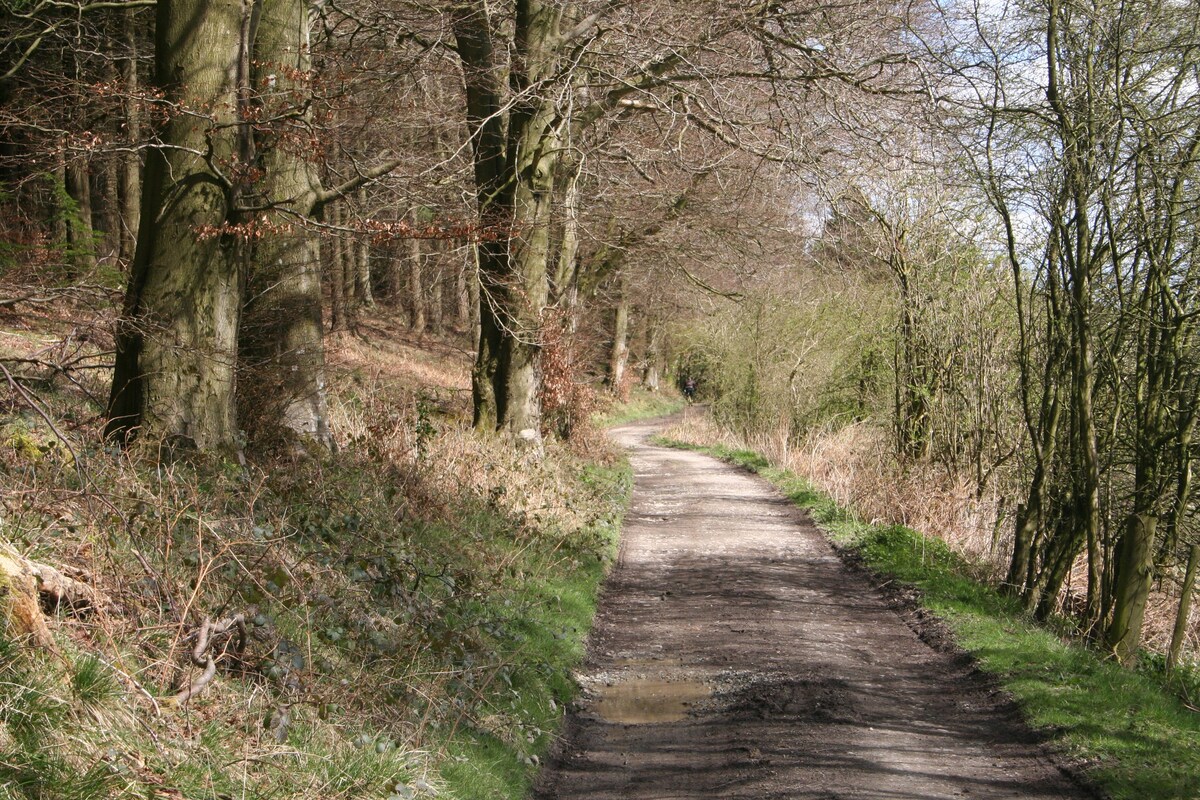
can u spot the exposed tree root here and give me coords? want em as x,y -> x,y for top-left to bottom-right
0,546 -> 112,648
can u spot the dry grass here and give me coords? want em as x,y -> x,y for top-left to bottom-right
329,314 -> 473,400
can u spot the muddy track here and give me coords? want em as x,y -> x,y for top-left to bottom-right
530,417 -> 1099,800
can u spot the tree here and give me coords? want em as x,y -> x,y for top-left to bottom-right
106,0 -> 409,452
105,0 -> 249,452
451,0 -> 563,434
952,0 -> 1200,653
446,0 -> 926,435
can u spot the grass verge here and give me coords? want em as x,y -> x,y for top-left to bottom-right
592,389 -> 685,427
435,459 -> 628,799
658,439 -> 1200,800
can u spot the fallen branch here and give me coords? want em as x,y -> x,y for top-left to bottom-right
0,283 -> 120,309
30,560 -> 110,612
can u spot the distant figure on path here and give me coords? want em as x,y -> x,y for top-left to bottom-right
683,377 -> 697,402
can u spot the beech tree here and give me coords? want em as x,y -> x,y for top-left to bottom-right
105,0 -> 249,451
447,0 -> 925,435
106,0 -> 408,451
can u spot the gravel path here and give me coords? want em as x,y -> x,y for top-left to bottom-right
530,418 -> 1097,800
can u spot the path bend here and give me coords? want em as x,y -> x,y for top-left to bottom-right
531,417 -> 1094,800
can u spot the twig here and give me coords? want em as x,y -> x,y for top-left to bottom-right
91,652 -> 162,718
131,548 -> 177,616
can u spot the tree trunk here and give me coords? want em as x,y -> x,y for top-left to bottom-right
1164,408 -> 1196,559
454,0 -> 561,436
469,243 -> 481,342
355,186 -> 374,307
1031,515 -> 1085,620
1071,273 -> 1103,631
608,270 -> 630,394
407,235 -> 426,335
550,159 -> 581,306
1104,514 -> 1157,665
894,266 -> 933,461
456,245 -> 471,332
1166,545 -> 1199,676
64,161 -> 96,274
240,0 -> 332,446
430,241 -> 444,335
107,0 -> 247,453
356,237 -> 373,308
328,201 -> 348,334
100,159 -> 123,264
339,212 -> 358,329
644,324 -> 663,392
51,160 -> 69,246
120,5 -> 142,261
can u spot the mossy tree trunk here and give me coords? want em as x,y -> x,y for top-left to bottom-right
106,0 -> 248,453
241,0 -> 332,446
109,0 -> 340,452
453,0 -> 561,435
1166,545 -> 1199,676
1105,515 -> 1157,664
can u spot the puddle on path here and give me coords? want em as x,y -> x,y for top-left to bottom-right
592,676 -> 712,724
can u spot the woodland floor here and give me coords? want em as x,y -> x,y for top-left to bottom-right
530,416 -> 1100,800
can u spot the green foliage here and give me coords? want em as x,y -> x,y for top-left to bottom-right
674,346 -> 718,402
69,655 -> 121,711
412,395 -> 438,460
672,440 -> 1200,800
676,269 -> 894,444
593,388 -> 685,426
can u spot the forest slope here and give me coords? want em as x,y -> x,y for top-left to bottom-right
0,307 -> 627,800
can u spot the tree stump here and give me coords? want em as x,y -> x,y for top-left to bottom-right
0,553 -> 54,648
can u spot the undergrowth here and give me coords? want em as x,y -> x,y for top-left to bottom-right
0,327 -> 631,800
659,437 -> 1200,800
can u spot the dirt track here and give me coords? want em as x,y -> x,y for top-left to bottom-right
531,417 -> 1098,800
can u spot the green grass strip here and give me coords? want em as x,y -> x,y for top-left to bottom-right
437,460 -> 629,799
593,389 -> 685,427
660,439 -> 1200,800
